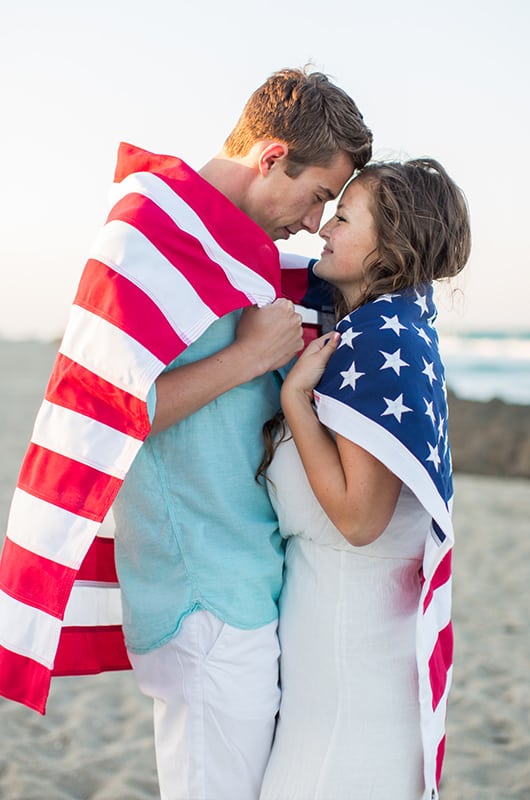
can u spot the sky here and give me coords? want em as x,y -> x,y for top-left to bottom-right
1,0 -> 529,340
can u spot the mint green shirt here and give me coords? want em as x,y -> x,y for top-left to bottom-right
113,310 -> 284,653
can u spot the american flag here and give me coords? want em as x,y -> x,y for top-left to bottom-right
0,143 -> 315,715
313,286 -> 454,800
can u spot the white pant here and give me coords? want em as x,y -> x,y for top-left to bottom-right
128,611 -> 281,800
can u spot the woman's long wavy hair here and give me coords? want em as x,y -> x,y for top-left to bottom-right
257,157 -> 471,482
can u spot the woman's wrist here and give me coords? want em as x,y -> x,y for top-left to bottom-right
281,383 -> 315,422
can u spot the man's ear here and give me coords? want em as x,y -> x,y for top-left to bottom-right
258,142 -> 289,176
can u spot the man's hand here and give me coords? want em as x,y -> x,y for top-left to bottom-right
235,298 -> 304,377
151,299 -> 303,433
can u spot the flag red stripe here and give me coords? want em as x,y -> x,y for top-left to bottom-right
17,444 -> 123,522
428,621 -> 453,710
113,143 -> 281,291
113,143 -> 176,183
281,267 -> 312,305
0,644 -> 50,714
0,538 -> 76,617
301,323 -> 322,348
46,351 -> 150,438
423,549 -> 452,612
77,536 -> 118,583
74,258 -> 186,365
107,194 -> 257,314
52,625 -> 131,676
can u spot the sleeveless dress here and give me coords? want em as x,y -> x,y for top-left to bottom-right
260,433 -> 430,800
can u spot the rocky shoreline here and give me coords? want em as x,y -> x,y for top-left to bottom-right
0,340 -> 528,485
448,389 -> 530,479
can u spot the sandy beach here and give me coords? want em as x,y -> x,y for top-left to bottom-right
1,340 -> 529,799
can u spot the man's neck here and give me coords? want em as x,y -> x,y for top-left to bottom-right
199,151 -> 255,209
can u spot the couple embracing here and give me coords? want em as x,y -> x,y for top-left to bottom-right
0,66 -> 470,800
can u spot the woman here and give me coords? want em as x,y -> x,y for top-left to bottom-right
259,159 -> 471,800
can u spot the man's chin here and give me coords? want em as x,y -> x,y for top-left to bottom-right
270,229 -> 291,242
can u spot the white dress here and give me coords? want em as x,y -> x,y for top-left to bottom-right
260,435 -> 430,800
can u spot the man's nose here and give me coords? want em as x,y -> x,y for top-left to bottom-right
301,208 -> 324,234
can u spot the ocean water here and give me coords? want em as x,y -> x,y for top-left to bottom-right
0,332 -> 529,407
439,330 -> 530,405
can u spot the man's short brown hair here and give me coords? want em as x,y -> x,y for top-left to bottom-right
224,66 -> 372,174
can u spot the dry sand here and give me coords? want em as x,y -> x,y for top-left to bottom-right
0,340 -> 529,799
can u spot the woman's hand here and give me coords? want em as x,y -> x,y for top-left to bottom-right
282,331 -> 340,401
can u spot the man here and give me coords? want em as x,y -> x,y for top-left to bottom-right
114,68 -> 372,800
0,67 -> 371,799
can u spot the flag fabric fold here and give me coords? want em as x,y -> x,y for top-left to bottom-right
0,143 -> 313,714
313,285 -> 454,799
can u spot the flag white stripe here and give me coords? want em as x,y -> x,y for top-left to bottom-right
109,172 -> 276,306
0,591 -> 60,668
421,578 -> 452,655
295,305 -> 319,325
422,664 -> 453,799
98,509 -> 116,539
63,583 -> 123,627
279,251 -> 312,271
6,489 -> 100,568
89,219 -> 219,345
32,400 -> 142,479
59,305 -> 165,399
422,532 -> 452,589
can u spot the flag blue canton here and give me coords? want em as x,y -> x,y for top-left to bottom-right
315,285 -> 453,535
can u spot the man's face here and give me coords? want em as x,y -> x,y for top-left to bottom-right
245,150 -> 354,241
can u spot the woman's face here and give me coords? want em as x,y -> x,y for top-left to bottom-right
313,179 -> 378,307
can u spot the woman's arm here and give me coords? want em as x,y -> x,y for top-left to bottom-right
281,334 -> 402,546
151,299 -> 303,434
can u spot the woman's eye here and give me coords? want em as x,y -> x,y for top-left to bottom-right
335,214 -> 346,223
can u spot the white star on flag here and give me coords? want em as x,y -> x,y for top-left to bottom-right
381,393 -> 413,422
422,358 -> 437,385
339,328 -> 363,349
424,399 -> 436,424
380,314 -> 407,336
380,348 -> 409,375
413,324 -> 432,345
438,415 -> 445,441
415,291 -> 429,315
339,361 -> 365,391
426,442 -> 441,470
373,293 -> 400,303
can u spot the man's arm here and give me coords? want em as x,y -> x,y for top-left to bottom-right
150,298 -> 303,434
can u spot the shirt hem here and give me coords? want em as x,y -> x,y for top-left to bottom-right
124,602 -> 279,655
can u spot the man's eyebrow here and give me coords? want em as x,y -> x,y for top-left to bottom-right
319,185 -> 337,201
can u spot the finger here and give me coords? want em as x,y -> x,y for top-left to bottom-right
325,331 -> 341,347
275,297 -> 295,312
315,331 -> 340,350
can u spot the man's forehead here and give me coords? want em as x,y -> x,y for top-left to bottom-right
318,153 -> 355,197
